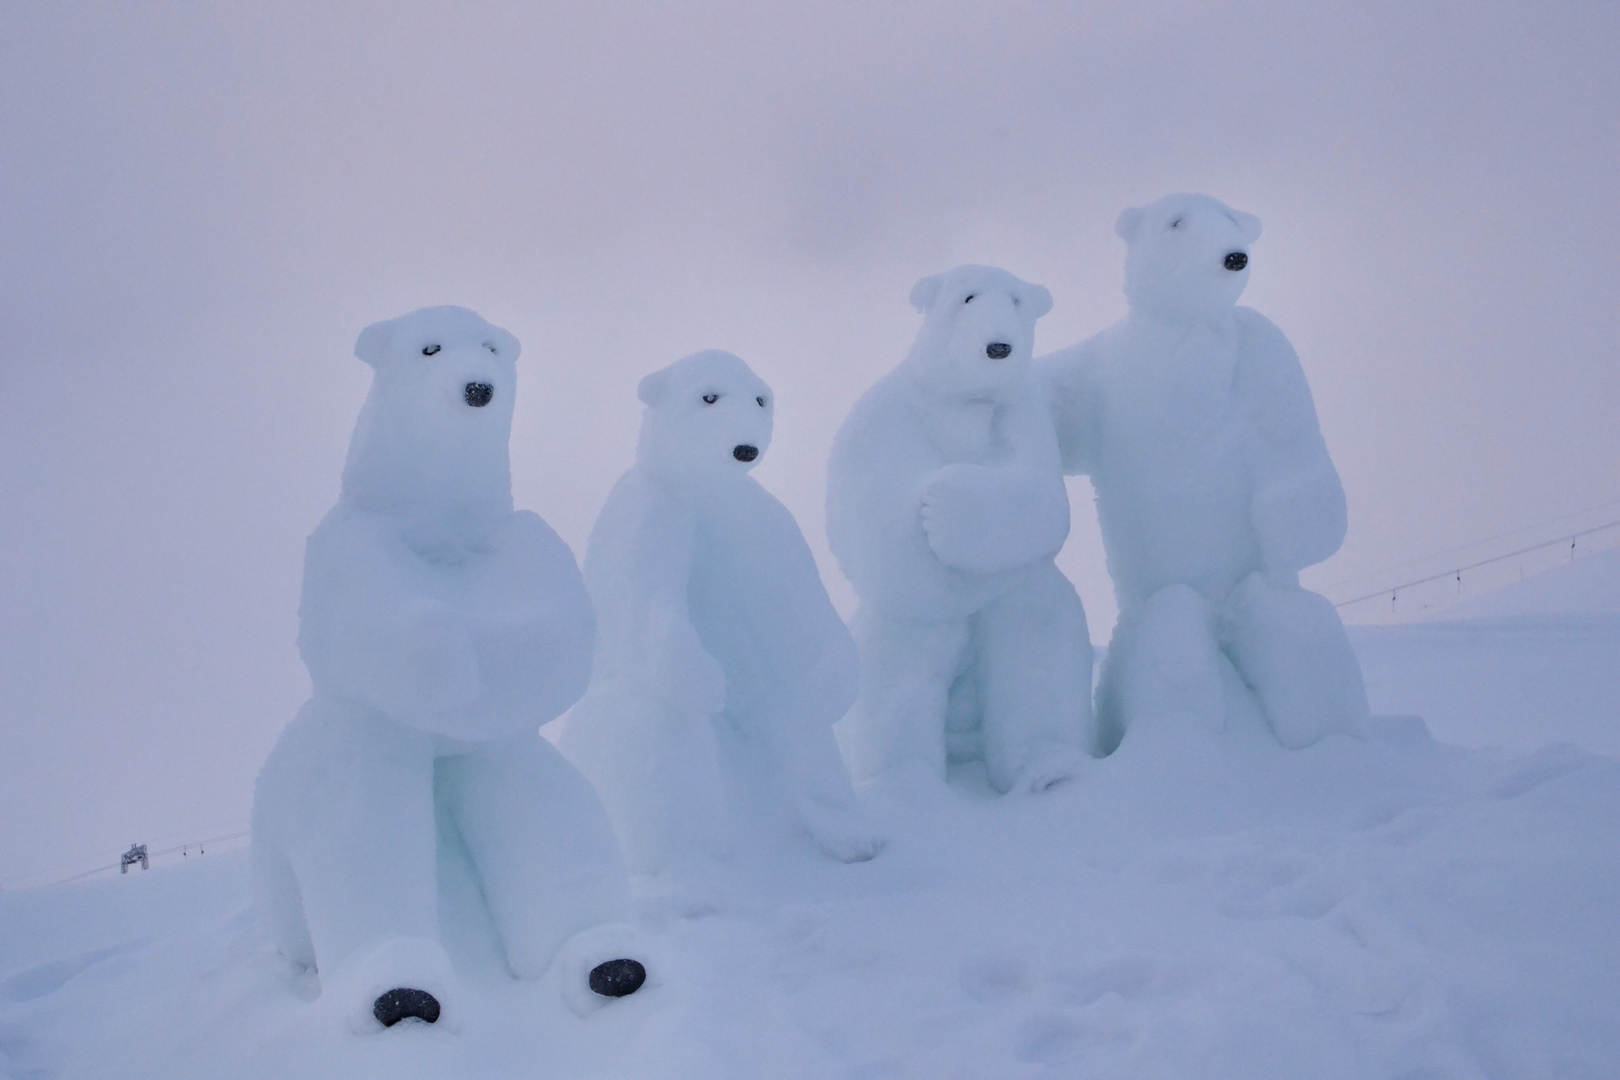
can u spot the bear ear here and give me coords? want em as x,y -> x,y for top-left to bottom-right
1234,210 -> 1262,243
637,369 -> 668,406
354,320 -> 391,368
909,274 -> 942,313
490,325 -> 521,361
1024,283 -> 1053,320
1114,206 -> 1145,242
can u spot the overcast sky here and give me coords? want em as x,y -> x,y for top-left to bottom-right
3,0 -> 1617,886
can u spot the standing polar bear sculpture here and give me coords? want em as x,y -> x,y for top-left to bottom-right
827,266 -> 1094,793
1039,194 -> 1369,752
560,350 -> 881,873
252,306 -> 645,1032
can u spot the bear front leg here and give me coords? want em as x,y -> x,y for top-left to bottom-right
439,735 -> 637,983
253,701 -> 452,1030
837,607 -> 969,785
1221,572 -> 1368,749
976,565 -> 1094,793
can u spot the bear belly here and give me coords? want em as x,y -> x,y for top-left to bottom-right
1094,430 -> 1259,607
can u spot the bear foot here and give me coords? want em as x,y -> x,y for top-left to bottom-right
796,794 -> 884,863
998,742 -> 1090,795
373,987 -> 441,1027
589,958 -> 647,998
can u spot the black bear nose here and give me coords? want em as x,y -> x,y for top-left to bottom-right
733,444 -> 759,462
986,343 -> 1012,360
464,382 -> 494,407
1224,251 -> 1248,271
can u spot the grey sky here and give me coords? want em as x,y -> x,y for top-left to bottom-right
3,1 -> 1616,885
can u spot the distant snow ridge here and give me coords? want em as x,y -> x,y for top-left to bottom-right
1041,193 -> 1369,754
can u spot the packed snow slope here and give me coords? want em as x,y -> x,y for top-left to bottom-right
4,715 -> 1618,1078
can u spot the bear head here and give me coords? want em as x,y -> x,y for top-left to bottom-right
341,305 -> 522,547
635,350 -> 774,482
903,265 -> 1053,401
1115,193 -> 1262,321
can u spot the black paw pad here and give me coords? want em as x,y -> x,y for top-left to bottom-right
589,958 -> 646,998
373,987 -> 441,1027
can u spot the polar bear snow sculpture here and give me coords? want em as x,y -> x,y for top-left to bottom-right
560,351 -> 881,872
1039,194 -> 1370,753
827,266 -> 1094,793
252,306 -> 645,1031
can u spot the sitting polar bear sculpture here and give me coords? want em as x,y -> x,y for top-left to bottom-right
827,266 -> 1094,793
1039,194 -> 1369,752
252,306 -> 645,1031
560,350 -> 881,873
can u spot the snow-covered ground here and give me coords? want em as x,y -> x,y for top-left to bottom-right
3,558 -> 1617,1080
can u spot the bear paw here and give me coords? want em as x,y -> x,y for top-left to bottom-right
323,936 -> 459,1033
589,958 -> 647,998
556,923 -> 657,1017
999,742 -> 1089,795
373,988 -> 441,1027
797,797 -> 884,864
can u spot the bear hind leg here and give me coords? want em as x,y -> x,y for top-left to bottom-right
976,565 -> 1094,793
440,736 -> 635,982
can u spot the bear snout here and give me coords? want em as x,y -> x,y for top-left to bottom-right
1223,251 -> 1248,272
733,444 -> 759,462
985,343 -> 1012,360
464,382 -> 495,408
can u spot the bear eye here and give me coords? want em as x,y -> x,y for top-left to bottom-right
702,393 -> 719,404
422,344 -> 441,356
964,294 -> 976,304
1169,217 -> 1183,230
484,342 -> 497,354
756,396 -> 767,407
1013,296 -> 1021,307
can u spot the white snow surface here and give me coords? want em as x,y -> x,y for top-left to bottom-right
5,706 -> 1618,1079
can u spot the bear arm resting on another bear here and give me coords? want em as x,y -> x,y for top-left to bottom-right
300,509 -> 482,723
1038,340 -> 1102,477
1235,310 -> 1348,582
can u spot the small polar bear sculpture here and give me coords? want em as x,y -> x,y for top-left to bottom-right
251,306 -> 646,1032
827,266 -> 1095,793
560,350 -> 881,873
1039,194 -> 1370,752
